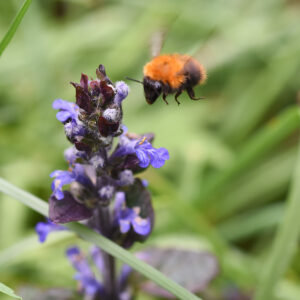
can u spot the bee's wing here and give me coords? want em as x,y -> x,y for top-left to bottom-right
150,30 -> 166,58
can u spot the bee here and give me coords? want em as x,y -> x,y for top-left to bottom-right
127,54 -> 206,105
126,32 -> 206,105
145,54 -> 207,105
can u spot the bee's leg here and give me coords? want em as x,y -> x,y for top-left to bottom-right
174,90 -> 182,105
162,93 -> 169,105
187,87 -> 205,101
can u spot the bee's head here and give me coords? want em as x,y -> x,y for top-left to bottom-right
143,77 -> 162,105
125,76 -> 162,105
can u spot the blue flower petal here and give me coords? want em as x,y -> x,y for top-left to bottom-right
90,247 -> 104,274
66,247 -> 103,297
52,99 -> 69,110
75,275 -> 101,296
56,110 -> 72,122
53,189 -> 65,200
113,130 -> 169,169
52,99 -> 79,123
135,148 -> 150,168
142,179 -> 148,187
114,191 -> 126,211
66,247 -> 93,277
132,216 -> 151,235
146,148 -> 161,168
119,219 -> 131,233
157,147 -> 169,160
35,219 -> 65,243
50,170 -> 76,200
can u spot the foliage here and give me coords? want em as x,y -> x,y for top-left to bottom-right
1,0 -> 300,299
0,282 -> 21,300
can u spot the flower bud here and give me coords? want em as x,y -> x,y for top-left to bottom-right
98,104 -> 122,137
118,170 -> 134,186
114,81 -> 129,104
100,80 -> 115,106
71,82 -> 94,114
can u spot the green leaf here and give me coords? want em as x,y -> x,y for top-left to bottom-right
213,147 -> 296,220
0,282 -> 22,299
218,203 -> 283,242
0,0 -> 32,57
221,40 -> 300,143
197,107 -> 300,208
254,137 -> 300,300
0,178 -> 201,300
0,178 -> 48,217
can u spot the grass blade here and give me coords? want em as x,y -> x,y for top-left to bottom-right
196,107 -> 300,208
0,232 -> 73,268
221,41 -> 300,143
0,178 -> 48,216
212,147 -> 296,220
254,137 -> 300,300
0,178 -> 201,300
0,282 -> 22,299
218,203 -> 283,242
0,0 -> 32,57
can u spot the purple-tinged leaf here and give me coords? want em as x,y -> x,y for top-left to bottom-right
49,191 -> 92,223
223,286 -> 252,300
136,248 -> 219,298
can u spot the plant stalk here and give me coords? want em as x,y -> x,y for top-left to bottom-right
96,206 -> 117,300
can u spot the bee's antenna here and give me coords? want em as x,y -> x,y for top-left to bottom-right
125,77 -> 144,84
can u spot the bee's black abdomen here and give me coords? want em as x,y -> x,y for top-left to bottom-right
184,59 -> 201,87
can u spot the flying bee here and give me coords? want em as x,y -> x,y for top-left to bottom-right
126,32 -> 207,105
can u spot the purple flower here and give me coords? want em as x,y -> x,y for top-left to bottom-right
50,170 -> 76,200
114,81 -> 129,104
35,219 -> 65,243
142,179 -> 148,187
50,164 -> 92,200
90,247 -> 104,274
52,99 -> 79,123
66,247 -> 103,297
119,264 -> 132,291
114,192 -> 151,236
113,134 -> 169,169
118,264 -> 133,300
64,146 -> 82,165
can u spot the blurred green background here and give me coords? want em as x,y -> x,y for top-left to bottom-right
1,0 -> 300,299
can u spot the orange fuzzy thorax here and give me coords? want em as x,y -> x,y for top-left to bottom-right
143,54 -> 206,89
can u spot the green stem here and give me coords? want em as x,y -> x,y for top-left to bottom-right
97,206 -> 117,300
254,137 -> 300,300
0,0 -> 32,57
